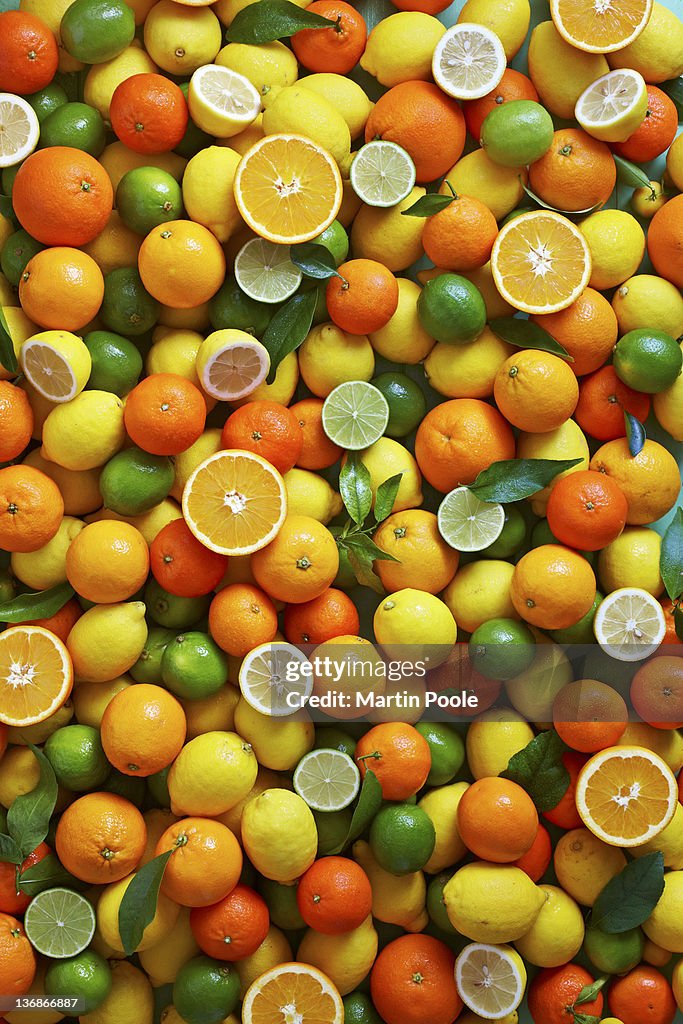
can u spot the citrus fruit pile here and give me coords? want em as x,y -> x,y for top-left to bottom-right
0,0 -> 683,1020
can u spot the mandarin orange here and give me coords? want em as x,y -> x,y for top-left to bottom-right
414,398 -> 515,492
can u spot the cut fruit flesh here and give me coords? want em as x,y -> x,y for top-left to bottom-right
593,587 -> 666,662
551,0 -> 653,53
239,641 -> 312,717
349,141 -> 416,208
575,69 -> 648,142
321,381 -> 389,450
293,748 -> 361,811
0,626 -> 73,727
24,888 -> 96,958
438,486 -> 505,552
432,23 -> 507,100
0,93 -> 40,168
198,337 -> 270,402
234,237 -> 302,304
242,962 -> 344,1024
20,340 -> 79,402
455,943 -> 526,1019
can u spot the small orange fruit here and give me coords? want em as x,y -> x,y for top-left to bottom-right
155,816 -> 243,907
528,128 -> 616,212
138,220 -> 226,308
0,10 -> 58,94
648,194 -> 683,290
283,588 -> 360,645
19,247 -> 104,332
251,515 -> 339,604
513,822 -> 552,882
613,85 -> 678,163
110,73 -> 188,154
589,438 -> 680,526
0,381 -> 33,462
415,398 -> 515,492
0,465 -> 64,553
16,597 -> 82,643
0,843 -> 50,915
55,792 -> 147,884
457,777 -> 539,862
290,398 -> 343,470
422,193 -> 499,273
511,543 -> 597,631
291,0 -> 367,73
372,510 -> 459,594
608,965 -> 677,1024
208,583 -> 278,657
660,598 -> 682,646
355,722 -> 431,801
0,912 -> 36,996
541,751 -> 585,830
493,350 -> 579,433
190,883 -> 269,961
553,679 -> 628,753
546,469 -> 628,551
124,372 -> 207,456
574,365 -> 651,441
630,656 -> 683,730
101,683 -> 187,776
528,964 -> 603,1024
221,400 -> 304,475
296,857 -> 372,934
530,287 -> 618,377
463,68 -> 539,141
370,934 -> 462,1024
326,259 -> 399,336
66,520 -> 150,604
150,518 -> 228,598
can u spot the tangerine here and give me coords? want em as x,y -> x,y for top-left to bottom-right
283,587 -> 360,644
355,721 -> 431,801
326,259 -> 399,335
422,193 -> 498,273
190,883 -> 269,961
19,247 -> 104,333
415,398 -> 515,492
370,934 -> 462,1024
290,397 -> 343,470
528,127 -> 616,212
124,372 -> 207,456
291,0 -> 367,74
457,777 -> 539,863
0,382 -> 33,463
251,515 -> 339,604
546,469 -> 629,551
574,365 -> 651,442
150,519 -> 228,598
110,73 -> 188,155
208,583 -> 279,657
613,85 -> 678,163
0,11 -> 58,95
0,465 -> 64,554
553,679 -> 628,753
529,287 -> 618,377
511,544 -> 597,631
101,683 -> 187,776
221,400 -> 304,475
296,856 -> 372,934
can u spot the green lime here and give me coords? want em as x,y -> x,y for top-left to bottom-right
84,330 -> 143,397
116,167 -> 185,236
481,99 -> 554,167
415,723 -> 464,787
44,724 -> 109,792
312,220 -> 349,267
174,83 -> 214,159
0,571 -> 16,604
208,275 -> 272,338
613,328 -> 683,393
583,922 -> 644,975
483,504 -> 527,559
370,372 -> 427,438
368,803 -> 436,875
161,631 -> 228,700
40,102 -> 105,156
313,726 -> 356,758
173,956 -> 240,1024
147,765 -> 171,807
313,807 -> 353,855
144,579 -> 211,630
501,207 -> 535,225
417,273 -> 486,345
322,381 -> 389,450
329,528 -> 357,590
426,871 -> 458,935
60,0 -> 135,64
549,591 -> 603,644
258,877 -> 306,931
1,229 -> 44,288
99,446 -> 174,516
45,949 -> 112,1012
469,618 -> 536,681
100,267 -> 160,337
27,84 -> 69,123
130,626 -> 175,684
343,992 -> 384,1024
102,769 -> 146,805
24,889 -> 96,958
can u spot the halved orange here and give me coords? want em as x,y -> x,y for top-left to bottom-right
233,133 -> 343,245
242,963 -> 344,1024
550,0 -> 653,53
0,625 -> 73,726
491,210 -> 592,315
576,744 -> 678,848
182,450 -> 287,556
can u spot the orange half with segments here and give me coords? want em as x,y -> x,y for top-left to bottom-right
0,625 -> 73,726
233,133 -> 343,245
182,450 -> 287,556
550,0 -> 653,53
242,962 -> 344,1024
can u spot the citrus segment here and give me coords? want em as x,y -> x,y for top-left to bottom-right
0,625 -> 73,727
188,64 -> 260,137
594,587 -> 667,661
551,0 -> 653,53
242,962 -> 344,1024
432,23 -> 507,100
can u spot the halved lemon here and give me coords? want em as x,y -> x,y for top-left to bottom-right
182,450 -> 287,555
432,23 -> 507,100
19,330 -> 92,403
0,93 -> 40,168
594,587 -> 666,662
576,745 -> 678,847
234,133 -> 343,245
455,943 -> 527,1020
491,210 -> 592,315
188,64 -> 261,137
239,641 -> 312,717
551,0 -> 652,53
575,69 -> 648,143
0,625 -> 73,727
242,963 -> 344,1024
195,329 -> 270,402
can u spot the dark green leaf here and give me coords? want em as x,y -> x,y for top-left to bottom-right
339,453 -> 372,526
574,977 -> 608,1007
18,852 -> 75,895
0,834 -> 22,865
0,306 -> 18,376
7,745 -> 58,858
468,458 -> 584,503
325,770 -> 382,854
118,850 -> 173,956
592,852 -> 665,933
489,317 -> 573,361
614,154 -> 654,192
227,0 -> 333,43
0,195 -> 12,220
0,582 -> 75,624
522,182 -> 603,215
573,1015 -> 601,1024
344,531 -> 399,563
676,605 -> 683,642
624,412 -> 646,458
262,290 -> 317,383
345,544 -> 384,594
502,729 -> 569,812
662,76 -> 683,120
374,473 -> 403,523
400,194 -> 454,218
290,243 -> 342,280
660,507 -> 683,602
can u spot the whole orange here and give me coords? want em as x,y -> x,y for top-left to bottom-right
463,68 -> 539,140
457,777 -> 539,862
0,382 -> 33,462
55,792 -> 147,884
155,816 -> 242,907
546,469 -> 628,551
124,372 -> 207,456
12,147 -> 113,247
414,398 -> 515,492
283,587 -> 360,644
291,0 -> 366,73
422,193 -> 498,272
648,193 -> 683,289
138,220 -> 226,308
541,751 -> 585,830
589,438 -> 680,526
553,679 -> 628,753
190,884 -> 269,961
528,128 -> 616,212
19,247 -> 104,332
511,544 -> 597,630
355,721 -> 431,801
528,964 -> 603,1024
630,656 -> 683,729
574,365 -> 651,441
530,287 -> 618,377
370,934 -> 462,1024
296,856 -> 372,934
110,73 -> 188,154
513,822 -> 552,881
613,85 -> 678,163
608,965 -> 677,1024
251,515 -> 339,604
101,683 -> 187,776
493,350 -> 579,433
208,583 -> 278,657
0,11 -> 58,94
0,913 -> 36,996
66,520 -> 150,604
221,400 -> 304,475
372,510 -> 459,594
290,398 -> 343,470
326,259 -> 399,335
0,842 -> 50,915
0,465 -> 64,553
150,519 -> 228,598
660,598 -> 682,646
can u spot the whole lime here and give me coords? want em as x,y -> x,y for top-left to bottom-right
369,803 -> 436,875
481,99 -> 554,167
130,626 -> 175,684
144,579 -> 211,630
415,722 -> 464,787
84,330 -> 143,397
174,82 -> 214,159
343,992 -> 384,1024
44,724 -> 109,792
147,765 -> 171,807
312,219 -> 349,267
172,956 -> 240,1024
1,229 -> 44,287
27,84 -> 69,123
116,167 -> 185,236
209,276 -> 272,337
469,618 -> 536,680
45,950 -> 112,1013
313,726 -> 356,758
40,102 -> 106,156
613,329 -> 683,394
313,806 -> 353,855
417,273 -> 486,345
258,877 -> 306,931
426,871 -> 458,935
60,0 -> 135,64
371,372 -> 427,438
100,267 -> 160,337
161,631 -> 228,699
102,769 -> 146,806
483,504 -> 527,559
99,446 -> 175,516
583,921 -> 644,975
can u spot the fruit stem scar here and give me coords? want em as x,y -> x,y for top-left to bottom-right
296,556 -> 312,570
174,833 -> 189,848
7,503 -> 18,515
101,848 -> 114,860
412,972 -> 424,984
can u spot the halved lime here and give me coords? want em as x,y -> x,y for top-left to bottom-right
349,141 -> 416,208
239,641 -> 313,717
593,587 -> 666,661
438,486 -> 505,552
0,93 -> 40,168
321,381 -> 389,450
293,748 -> 360,812
234,237 -> 303,304
24,888 -> 96,958
575,69 -> 648,143
432,23 -> 506,101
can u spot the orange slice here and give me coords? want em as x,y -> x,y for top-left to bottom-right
234,133 -> 343,245
182,450 -> 287,556
242,963 -> 344,1024
491,210 -> 592,315
0,625 -> 73,726
576,745 -> 678,847
550,0 -> 653,53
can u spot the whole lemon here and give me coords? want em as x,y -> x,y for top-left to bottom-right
262,85 -> 351,170
612,275 -> 683,339
168,730 -> 258,816
443,559 -> 518,633
458,0 -> 530,58
553,827 -> 626,906
418,782 -> 469,873
233,698 -> 314,771
369,278 -> 435,365
598,526 -> 663,596
235,925 -> 292,997
654,341 -> 683,441
143,0 -> 222,75
350,186 -> 426,272
97,873 -> 180,953
215,40 -> 298,99
353,438 -> 423,513
360,13 -> 445,87
374,588 -> 456,664
138,908 -> 199,986
241,788 -> 317,883
607,1 -> 683,82
425,327 -> 514,399
182,146 -> 242,243
296,915 -> 378,996
283,469 -> 342,525
353,839 -> 428,932
465,709 -> 534,780
298,323 -> 374,397
11,516 -> 84,590
67,602 -> 148,683
78,960 -> 153,1024
643,870 -> 683,952
516,418 -> 590,515
42,390 -> 126,471
444,861 -> 545,943
84,44 -> 156,119
528,21 -> 608,120
579,210 -> 646,291
301,75 -> 372,140
514,884 -> 585,967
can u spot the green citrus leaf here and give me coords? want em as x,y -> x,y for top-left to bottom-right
0,834 -> 23,865
0,305 -> 18,376
118,849 -> 173,956
290,243 -> 342,280
325,769 -> 382,854
662,76 -> 683,120
339,453 -> 373,526
227,0 -> 333,43
574,977 -> 608,1006
374,473 -> 403,523
591,852 -> 665,933
614,154 -> 655,192
7,745 -> 58,859
262,289 -> 318,383
624,412 -> 646,458
400,193 -> 454,217
0,582 -> 75,625
468,458 -> 584,503
489,317 -> 574,361
660,507 -> 683,602
502,729 -> 570,812
18,852 -> 76,896
676,605 -> 683,642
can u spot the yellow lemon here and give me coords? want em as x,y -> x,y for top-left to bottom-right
350,186 -> 426,272
296,915 -> 378,996
607,1 -> 683,82
458,0 -> 530,58
528,20 -> 609,119
283,468 -> 342,525
643,870 -> 683,952
654,340 -> 683,441
299,322 -> 374,397
618,721 -> 683,774
301,75 -> 372,140
144,0 -> 222,75
181,684 -> 240,740
215,40 -> 298,100
170,427 -> 223,503
673,956 -> 683,1009
465,709 -> 534,780
353,840 -> 427,932
0,307 -> 39,383
138,906 -> 199,985
505,642 -> 573,723
79,961 -> 153,1024
148,326 -> 204,377
81,211 -> 142,276
139,808 -> 178,868
632,802 -> 683,870
443,559 -> 517,633
262,85 -> 351,170
99,141 -> 186,192
0,746 -> 40,807
84,44 -> 157,119
215,766 -> 285,837
233,697 -> 314,771
612,275 -> 683,339
514,884 -> 585,967
374,589 -> 456,663
168,730 -> 258,816
425,326 -> 514,398
579,210 -> 646,291
516,418 -> 590,515
368,278 -> 434,365
360,12 -> 445,87
232,350 -> 299,407
67,601 -> 148,682
553,827 -> 626,906
354,437 -> 422,513
598,526 -> 663,596
236,926 -> 293,997
97,875 -> 179,953
182,146 -> 243,243
213,0 -> 306,25
666,133 -> 683,191
42,390 -> 125,471
86,498 -> 182,545
71,675 -> 132,728
418,782 -> 469,873
241,788 -> 318,882
444,862 -> 545,943
11,516 -> 84,590
442,150 -> 527,221
6,701 -> 74,747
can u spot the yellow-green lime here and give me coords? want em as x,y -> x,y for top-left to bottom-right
257,878 -> 306,932
427,871 -> 459,934
469,618 -> 536,681
24,889 -> 96,958
100,267 -> 160,337
27,83 -> 69,123
613,329 -> 683,394
39,101 -> 105,156
438,486 -> 505,552
45,949 -> 112,1013
161,631 -> 229,700
322,381 -> 389,450
44,724 -> 109,791
342,993 -> 383,1024
1,228 -> 44,287
415,722 -> 464,787
130,627 -> 174,685
483,505 -> 526,559
417,273 -> 487,345
83,330 -> 143,398
350,141 -> 416,208
144,578 -> 211,630
481,99 -> 554,167
99,446 -> 174,516
583,921 -> 644,975
209,277 -> 272,337
60,0 -> 135,64
116,167 -> 184,236
370,372 -> 426,438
